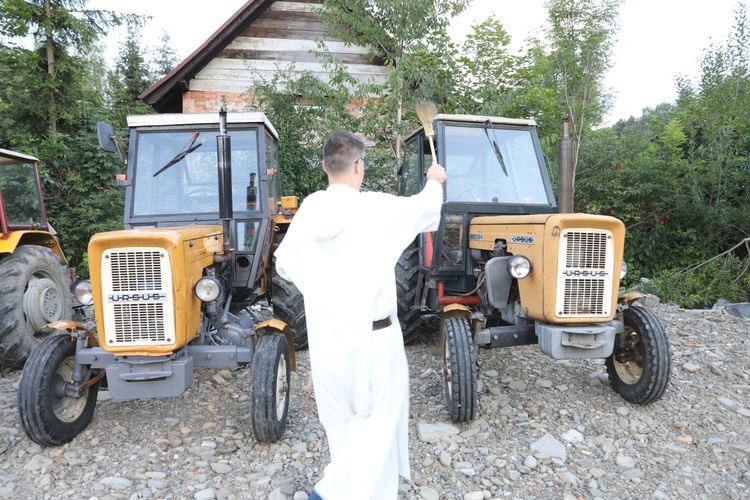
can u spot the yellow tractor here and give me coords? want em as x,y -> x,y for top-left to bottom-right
397,115 -> 672,422
17,111 -> 300,446
0,148 -> 73,369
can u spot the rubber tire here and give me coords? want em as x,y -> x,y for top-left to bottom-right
271,273 -> 308,350
249,333 -> 291,443
442,317 -> 477,422
0,245 -> 72,369
17,334 -> 99,446
605,306 -> 672,405
396,241 -> 422,344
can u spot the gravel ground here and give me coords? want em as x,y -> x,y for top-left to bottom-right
0,301 -> 749,500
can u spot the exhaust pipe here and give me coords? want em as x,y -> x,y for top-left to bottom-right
558,117 -> 574,213
216,108 -> 233,260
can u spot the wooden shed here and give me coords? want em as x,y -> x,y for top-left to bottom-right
141,0 -> 389,113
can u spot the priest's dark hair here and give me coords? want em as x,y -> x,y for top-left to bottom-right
323,130 -> 365,176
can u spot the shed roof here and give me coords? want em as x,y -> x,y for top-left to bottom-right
140,0 -> 274,113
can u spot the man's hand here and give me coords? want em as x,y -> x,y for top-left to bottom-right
426,162 -> 447,184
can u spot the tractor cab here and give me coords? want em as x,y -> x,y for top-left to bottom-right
0,149 -> 51,239
110,113 -> 284,306
399,114 -> 556,293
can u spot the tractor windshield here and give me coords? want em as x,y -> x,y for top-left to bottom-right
444,125 -> 550,205
131,128 -> 260,217
0,157 -> 45,227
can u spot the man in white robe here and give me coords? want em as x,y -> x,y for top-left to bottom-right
274,130 -> 446,499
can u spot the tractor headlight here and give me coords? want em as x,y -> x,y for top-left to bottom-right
194,276 -> 222,302
72,280 -> 93,306
620,260 -> 628,279
508,255 -> 532,279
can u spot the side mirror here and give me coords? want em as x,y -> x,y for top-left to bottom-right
96,122 -> 117,153
96,121 -> 127,166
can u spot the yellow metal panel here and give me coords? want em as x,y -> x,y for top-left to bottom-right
469,213 -> 625,324
0,230 -> 67,264
89,225 -> 223,355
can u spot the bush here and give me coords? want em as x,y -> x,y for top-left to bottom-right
640,256 -> 750,308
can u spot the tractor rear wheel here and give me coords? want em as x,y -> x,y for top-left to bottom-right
18,333 -> 99,446
249,333 -> 291,443
396,241 -> 422,344
0,245 -> 72,368
442,317 -> 477,422
606,306 -> 671,404
271,234 -> 308,350
271,273 -> 308,350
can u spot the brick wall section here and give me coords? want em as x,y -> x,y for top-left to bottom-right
182,91 -> 249,113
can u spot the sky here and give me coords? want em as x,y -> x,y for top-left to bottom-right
91,0 -> 743,125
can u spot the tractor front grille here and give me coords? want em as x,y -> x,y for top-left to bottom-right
101,248 -> 174,346
556,230 -> 614,318
564,231 -> 608,269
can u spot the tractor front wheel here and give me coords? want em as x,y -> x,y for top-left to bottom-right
442,317 -> 477,422
17,334 -> 99,446
249,333 -> 291,442
605,306 -> 671,404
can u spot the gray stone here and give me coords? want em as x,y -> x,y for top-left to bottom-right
194,489 -> 216,500
561,429 -> 584,444
530,433 -> 567,461
463,492 -> 484,500
22,454 -> 53,472
724,302 -> 750,317
615,455 -> 636,468
718,398 -> 741,410
682,363 -> 701,373
439,450 -> 452,467
210,462 -> 232,474
419,487 -> 440,500
99,476 -> 134,488
417,422 -> 460,443
269,486 -> 292,500
558,472 -> 579,486
623,468 -> 644,481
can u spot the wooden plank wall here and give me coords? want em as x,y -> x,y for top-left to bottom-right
190,0 -> 389,95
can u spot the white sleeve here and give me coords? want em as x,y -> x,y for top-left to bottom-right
363,179 -> 443,265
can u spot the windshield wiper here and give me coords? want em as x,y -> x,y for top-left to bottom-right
153,132 -> 204,177
483,119 -> 508,176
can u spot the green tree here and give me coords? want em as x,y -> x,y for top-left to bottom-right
0,1 -> 131,273
573,5 -> 750,302
0,0 -> 129,135
152,30 -> 180,81
315,0 -> 470,159
540,0 -> 622,205
106,19 -> 154,127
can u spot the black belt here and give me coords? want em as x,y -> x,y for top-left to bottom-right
372,317 -> 392,331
